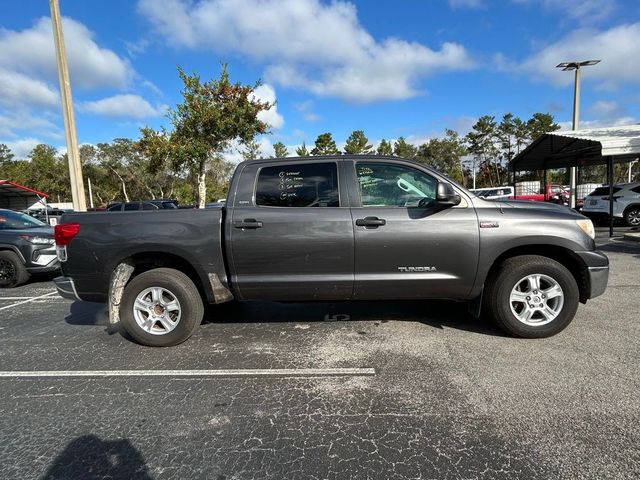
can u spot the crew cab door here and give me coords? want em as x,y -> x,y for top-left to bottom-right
347,159 -> 480,300
227,159 -> 354,301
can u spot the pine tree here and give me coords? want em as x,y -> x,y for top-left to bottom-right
393,137 -> 417,158
273,142 -> 288,158
344,130 -> 373,154
311,132 -> 340,155
296,142 -> 310,156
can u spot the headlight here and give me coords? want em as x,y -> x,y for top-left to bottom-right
19,235 -> 55,245
576,219 -> 595,240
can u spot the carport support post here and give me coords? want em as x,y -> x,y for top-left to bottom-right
512,163 -> 516,198
608,156 -> 614,237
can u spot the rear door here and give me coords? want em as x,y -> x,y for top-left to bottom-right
347,159 -> 480,300
228,159 -> 355,301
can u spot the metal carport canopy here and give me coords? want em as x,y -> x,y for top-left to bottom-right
0,180 -> 49,210
509,124 -> 640,171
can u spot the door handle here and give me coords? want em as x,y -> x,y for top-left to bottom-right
234,219 -> 263,229
355,216 -> 386,227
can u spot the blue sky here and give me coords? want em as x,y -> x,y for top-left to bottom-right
1,0 -> 639,159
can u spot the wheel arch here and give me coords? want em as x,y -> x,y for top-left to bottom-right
484,245 -> 589,303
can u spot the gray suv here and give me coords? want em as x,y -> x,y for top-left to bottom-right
0,209 -> 58,287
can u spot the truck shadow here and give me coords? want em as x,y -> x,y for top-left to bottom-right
204,300 -> 506,337
41,434 -> 153,480
65,301 -> 109,326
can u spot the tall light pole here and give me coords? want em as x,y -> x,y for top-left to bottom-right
556,60 -> 601,209
50,0 -> 87,212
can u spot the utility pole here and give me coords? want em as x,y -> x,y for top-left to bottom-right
50,0 -> 87,212
556,60 -> 601,209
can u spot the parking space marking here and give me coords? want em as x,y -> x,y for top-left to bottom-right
0,368 -> 376,378
0,292 -> 58,312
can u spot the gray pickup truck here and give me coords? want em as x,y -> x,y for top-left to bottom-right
54,155 -> 609,346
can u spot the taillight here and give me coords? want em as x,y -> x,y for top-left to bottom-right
54,223 -> 80,246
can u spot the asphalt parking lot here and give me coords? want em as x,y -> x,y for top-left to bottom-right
1,232 -> 639,479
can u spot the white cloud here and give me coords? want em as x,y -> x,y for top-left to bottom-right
294,100 -> 321,123
0,138 -> 42,159
496,23 -> 640,90
0,69 -> 59,108
558,116 -> 637,131
0,17 -> 132,90
80,94 -> 168,119
513,0 -> 617,23
250,84 -> 284,129
449,0 -> 484,9
138,0 -> 474,103
588,100 -> 626,119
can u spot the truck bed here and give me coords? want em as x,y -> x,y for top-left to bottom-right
59,208 -> 229,303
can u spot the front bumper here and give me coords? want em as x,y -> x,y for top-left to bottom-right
576,250 -> 609,299
53,276 -> 81,301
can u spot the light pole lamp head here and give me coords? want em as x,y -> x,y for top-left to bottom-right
556,60 -> 601,71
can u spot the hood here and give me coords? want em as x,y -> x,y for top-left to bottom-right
496,199 -> 568,211
1,225 -> 54,236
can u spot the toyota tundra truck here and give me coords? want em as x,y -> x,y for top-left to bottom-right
53,155 -> 609,346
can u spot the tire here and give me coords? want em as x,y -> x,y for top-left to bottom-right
624,205 -> 640,227
0,251 -> 30,288
483,255 -> 579,338
120,268 -> 204,347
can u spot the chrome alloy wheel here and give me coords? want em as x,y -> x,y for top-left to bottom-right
133,287 -> 182,335
509,274 -> 564,326
626,208 -> 640,226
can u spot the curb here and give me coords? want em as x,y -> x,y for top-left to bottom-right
623,232 -> 640,242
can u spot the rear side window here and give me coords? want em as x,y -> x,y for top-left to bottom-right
589,187 -> 622,196
142,202 -> 159,210
124,202 -> 139,211
631,186 -> 640,194
256,163 -> 339,207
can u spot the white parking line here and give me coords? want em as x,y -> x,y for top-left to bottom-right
0,292 -> 58,312
0,368 -> 376,378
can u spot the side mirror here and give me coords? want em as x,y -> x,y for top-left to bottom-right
436,182 -> 461,207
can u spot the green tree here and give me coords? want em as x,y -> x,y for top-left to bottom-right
273,141 -> 288,158
139,65 -> 272,207
0,144 -> 14,164
466,116 -> 502,186
415,129 -> 468,183
393,137 -> 417,159
295,142 -> 310,156
241,138 -> 263,161
527,112 -> 560,141
376,139 -> 393,156
29,144 -> 70,201
311,132 -> 340,155
344,130 -> 373,155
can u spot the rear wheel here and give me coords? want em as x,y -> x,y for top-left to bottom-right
0,251 -> 30,288
484,255 -> 579,338
624,205 -> 640,227
120,268 -> 204,347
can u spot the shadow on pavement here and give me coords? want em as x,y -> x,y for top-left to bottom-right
204,299 -> 506,337
64,301 -> 108,326
41,435 -> 153,480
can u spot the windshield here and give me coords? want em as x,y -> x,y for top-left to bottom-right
0,210 -> 47,230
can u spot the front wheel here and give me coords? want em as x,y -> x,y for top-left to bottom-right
483,255 -> 579,338
624,206 -> 640,227
0,251 -> 30,288
120,268 -> 204,347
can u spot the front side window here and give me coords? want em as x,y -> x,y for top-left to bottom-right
256,162 -> 339,207
124,203 -> 139,211
356,162 -> 437,207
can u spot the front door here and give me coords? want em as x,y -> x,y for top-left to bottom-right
228,160 -> 354,301
349,160 -> 480,300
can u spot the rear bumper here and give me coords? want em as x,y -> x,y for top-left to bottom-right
576,250 -> 609,299
53,276 -> 81,301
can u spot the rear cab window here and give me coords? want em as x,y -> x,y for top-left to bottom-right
255,162 -> 339,207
